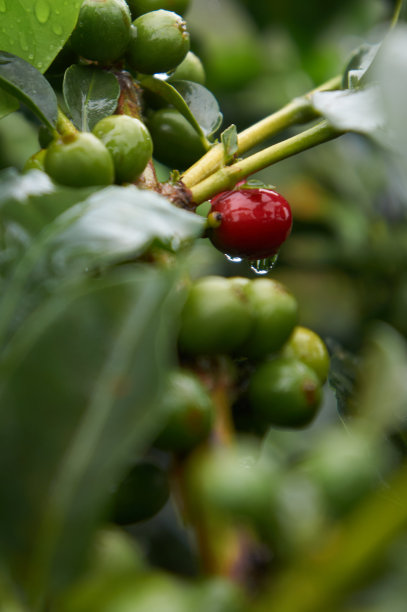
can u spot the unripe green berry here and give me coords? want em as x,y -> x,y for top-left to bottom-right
281,326 -> 330,383
111,462 -> 169,524
168,51 -> 205,84
154,369 -> 214,453
240,278 -> 298,360
44,133 -> 114,188
71,0 -> 132,63
186,441 -> 278,522
178,276 -> 252,356
127,10 -> 190,74
249,356 -> 322,428
147,108 -> 206,170
126,0 -> 190,19
92,114 -> 153,183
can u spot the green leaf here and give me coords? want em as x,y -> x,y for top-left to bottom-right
0,52 -> 57,129
311,87 -> 385,136
0,170 -> 203,351
0,264 -> 184,602
0,86 -> 19,120
342,43 -> 381,89
140,76 -> 221,144
221,124 -> 238,164
171,80 -> 223,137
0,0 -> 82,73
47,185 -> 205,269
63,66 -> 121,132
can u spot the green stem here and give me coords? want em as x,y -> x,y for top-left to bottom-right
190,120 -> 342,204
390,0 -> 404,28
56,108 -> 78,141
254,460 -> 407,612
182,74 -> 342,189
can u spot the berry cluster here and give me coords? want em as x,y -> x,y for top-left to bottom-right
25,0 -> 208,187
107,275 -> 330,527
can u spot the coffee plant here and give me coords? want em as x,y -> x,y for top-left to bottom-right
1,0 -> 407,610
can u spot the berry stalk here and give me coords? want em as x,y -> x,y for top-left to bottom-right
190,120 -> 342,204
181,75 -> 342,189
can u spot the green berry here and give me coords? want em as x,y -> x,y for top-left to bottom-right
147,108 -> 206,170
127,10 -> 190,74
249,357 -> 322,428
154,370 -> 214,453
44,133 -> 114,188
92,115 -> 153,183
23,149 -> 46,172
240,278 -> 298,360
126,0 -> 190,19
281,326 -> 330,383
168,51 -> 205,84
301,428 -> 391,516
111,462 -> 169,524
178,276 -> 252,356
71,0 -> 132,63
187,441 -> 278,522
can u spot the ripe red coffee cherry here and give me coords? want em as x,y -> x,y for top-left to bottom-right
209,188 -> 292,260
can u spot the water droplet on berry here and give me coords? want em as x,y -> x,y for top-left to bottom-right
225,254 -> 243,263
0,0 -> 6,13
250,253 -> 279,275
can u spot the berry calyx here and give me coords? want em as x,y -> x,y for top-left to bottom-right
92,114 -> 153,183
70,0 -> 132,63
209,187 -> 293,260
44,132 -> 115,188
126,9 -> 190,74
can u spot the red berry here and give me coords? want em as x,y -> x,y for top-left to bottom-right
208,188 -> 292,260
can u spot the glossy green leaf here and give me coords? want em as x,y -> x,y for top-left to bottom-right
140,76 -> 220,145
0,52 -> 57,129
0,264 -> 184,601
171,80 -> 223,137
44,184 -> 205,271
0,86 -> 19,119
221,124 -> 238,164
63,66 -> 120,132
311,87 -> 385,136
0,0 -> 82,73
0,170 -> 203,352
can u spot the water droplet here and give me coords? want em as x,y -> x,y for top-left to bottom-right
225,254 -> 243,263
28,53 -> 34,60
249,253 -> 279,275
35,0 -> 50,24
154,72 -> 170,81
52,23 -> 63,35
19,32 -> 29,51
0,0 -> 6,13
